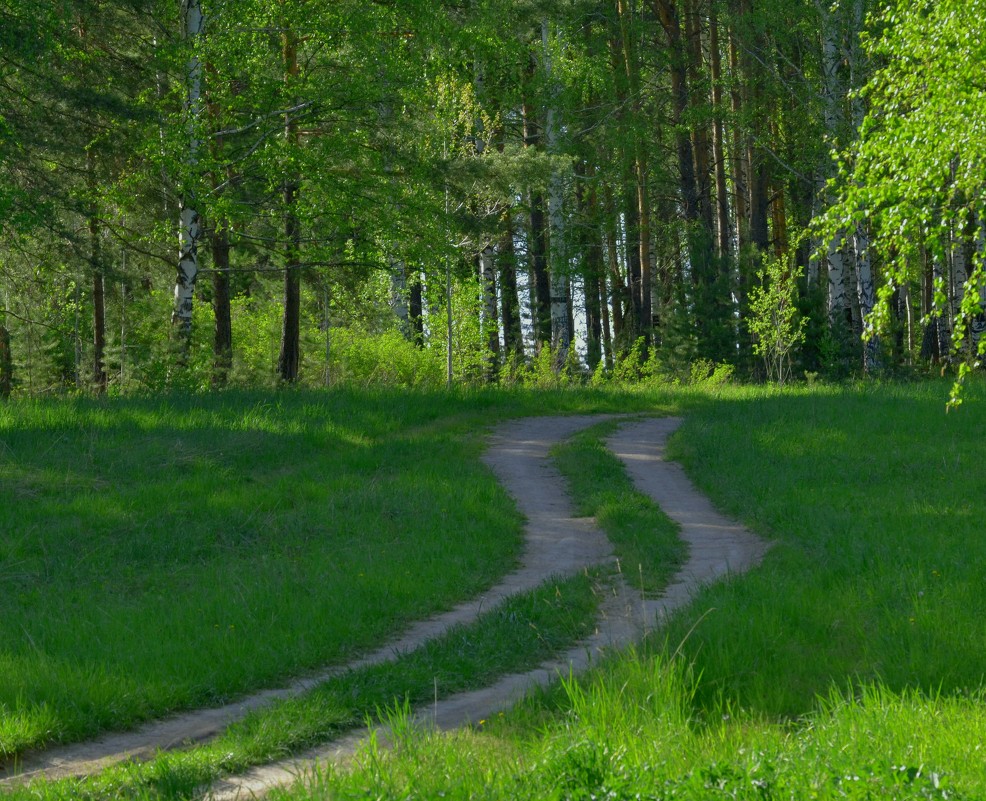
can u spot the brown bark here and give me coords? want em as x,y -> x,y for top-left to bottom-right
0,323 -> 10,399
409,274 -> 424,348
210,223 -> 233,386
685,0 -> 714,238
728,25 -> 749,255
277,25 -> 301,382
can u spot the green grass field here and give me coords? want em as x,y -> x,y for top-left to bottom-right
270,379 -> 986,801
0,387 -> 665,761
5,380 -> 986,800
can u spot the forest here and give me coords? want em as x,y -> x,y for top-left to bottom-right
2,0 -> 981,396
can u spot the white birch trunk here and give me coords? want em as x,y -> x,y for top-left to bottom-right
818,1 -> 849,325
850,0 -> 879,371
479,244 -> 499,355
952,230 -> 969,323
853,223 -> 878,371
542,20 -> 570,358
391,260 -> 410,337
473,59 -> 500,366
172,0 -> 204,341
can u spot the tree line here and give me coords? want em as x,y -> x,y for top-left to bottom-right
0,0 -> 980,395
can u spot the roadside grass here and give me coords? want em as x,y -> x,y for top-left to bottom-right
281,653 -> 986,800
2,572 -> 601,801
269,378 -> 986,801
551,420 -> 686,595
0,386 -> 670,760
662,378 -> 986,717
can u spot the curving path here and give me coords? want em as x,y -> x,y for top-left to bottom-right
1,416 -> 768,800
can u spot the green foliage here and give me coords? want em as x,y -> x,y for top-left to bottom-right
328,329 -> 444,388
824,0 -> 986,396
0,389 -> 529,758
747,256 -> 807,384
261,382 -> 986,801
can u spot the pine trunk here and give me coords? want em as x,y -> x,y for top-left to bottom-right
210,223 -> 233,386
0,322 -> 10,399
277,25 -> 301,382
409,273 -> 424,348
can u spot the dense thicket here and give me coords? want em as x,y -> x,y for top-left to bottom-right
0,0 -> 977,394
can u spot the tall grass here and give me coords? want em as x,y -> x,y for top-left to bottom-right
663,379 -> 986,717
270,379 -> 986,801
3,573 -> 601,801
0,387 -> 668,759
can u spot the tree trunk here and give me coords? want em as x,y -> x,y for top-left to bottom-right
603,184 -> 626,343
522,78 -> 552,348
87,151 -> 107,393
205,59 -> 235,387
172,0 -> 204,356
654,0 -> 716,355
0,321 -> 10,399
210,222 -> 233,386
849,0 -> 878,372
409,272 -> 424,348
685,0 -> 714,241
480,243 -> 500,375
499,210 -> 523,356
277,24 -> 301,382
728,23 -> 749,257
608,7 -> 641,337
854,223 -> 878,371
578,164 -> 605,370
599,273 -> 613,370
616,0 -> 651,335
542,20 -> 571,359
818,1 -> 850,331
391,260 -> 410,338
709,8 -> 731,262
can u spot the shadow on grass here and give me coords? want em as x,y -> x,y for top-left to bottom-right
0,386 -> 674,759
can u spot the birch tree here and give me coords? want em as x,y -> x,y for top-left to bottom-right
172,0 -> 205,356
825,0 -> 986,396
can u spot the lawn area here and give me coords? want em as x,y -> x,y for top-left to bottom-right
0,387 -> 666,760
7,379 -> 986,801
267,379 -> 986,801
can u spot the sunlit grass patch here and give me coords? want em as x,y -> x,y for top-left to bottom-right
552,420 -> 686,595
4,573 -> 601,801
